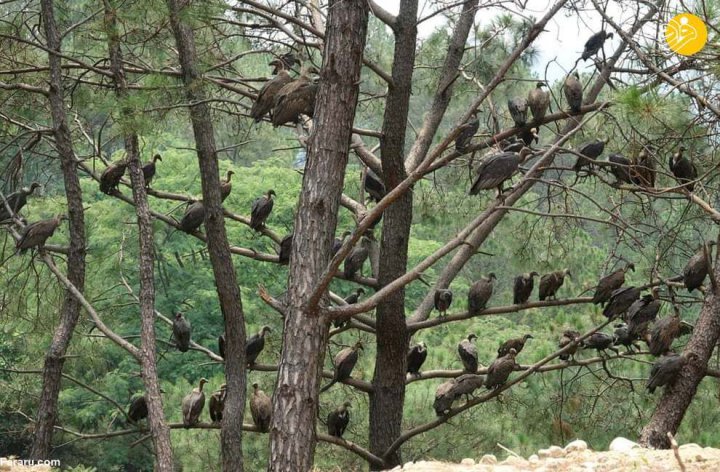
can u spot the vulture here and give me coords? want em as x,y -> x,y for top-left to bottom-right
527,82 -> 550,123
564,72 -> 583,113
520,127 -> 539,146
0,182 -> 40,223
278,234 -> 293,265
275,52 -> 298,72
218,333 -> 226,359
15,215 -> 66,254
127,395 -> 148,423
272,66 -> 319,127
486,348 -> 517,390
539,269 -> 571,301
647,353 -> 697,394
182,378 -> 207,427
344,237 -> 371,279
582,31 -> 614,61
99,160 -> 127,194
513,272 -> 539,304
457,334 -> 478,373
468,273 -> 496,315
632,148 -> 656,187
407,342 -> 428,376
434,379 -> 457,416
250,383 -> 272,432
208,384 -> 226,423
320,341 -> 363,392
669,146 -> 698,191
573,139 -> 606,172
334,288 -> 365,328
602,286 -> 640,319
250,190 -> 276,231
607,154 -> 634,185
450,374 -> 485,400
246,325 -> 272,366
649,313 -> 681,357
455,113 -> 480,152
558,330 -> 581,361
250,59 -> 293,122
327,401 -> 351,438
683,241 -> 716,292
582,332 -> 618,355
626,290 -> 661,338
591,262 -> 634,306
501,137 -> 525,153
363,168 -> 386,203
498,334 -> 533,357
507,97 -> 528,128
142,154 -> 162,188
434,289 -> 453,316
469,147 -> 533,196
220,170 -> 234,201
613,323 -> 640,353
172,312 -> 192,352
332,231 -> 352,256
179,201 -> 205,234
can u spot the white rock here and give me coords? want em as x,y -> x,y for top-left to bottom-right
528,454 -> 540,463
538,448 -> 551,458
565,439 -> 588,453
502,455 -> 528,466
480,454 -> 497,465
609,437 -> 640,452
460,458 -> 475,465
543,445 -> 565,458
679,443 -> 701,449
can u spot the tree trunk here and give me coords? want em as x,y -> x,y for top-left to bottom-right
103,2 -> 174,469
268,2 -> 368,471
368,0 -> 417,467
166,1 -> 246,470
30,0 -> 87,459
640,258 -> 720,448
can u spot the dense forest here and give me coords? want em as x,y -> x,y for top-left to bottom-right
1,0 -> 719,470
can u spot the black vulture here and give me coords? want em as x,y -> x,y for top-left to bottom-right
250,383 -> 272,432
498,334 -> 533,357
208,384 -> 226,423
538,269 -> 571,300
250,59 -> 293,122
469,147 -> 533,196
591,262 -> 634,306
15,215 -> 66,254
607,154 -> 634,184
278,234 -> 293,265
327,401 -> 351,438
626,290 -> 661,338
275,52 -> 299,72
0,182 -> 40,223
669,146 -> 698,191
527,82 -> 550,123
455,113 -> 480,152
457,334 -> 478,373
320,341 -> 363,392
363,168 -> 386,203
468,273 -> 496,315
582,332 -> 618,356
649,313 -> 681,357
434,289 -> 453,316
632,148 -> 656,187
179,201 -> 205,234
520,127 -> 539,146
573,139 -> 606,172
558,330 -> 581,361
407,342 -> 428,376
603,286 -> 640,319
450,374 -> 485,400
486,348 -> 517,389
582,31 -> 614,61
142,154 -> 162,188
334,288 -> 366,328
647,352 -> 697,394
181,378 -> 207,427
613,323 -> 640,353
507,97 -> 528,127
250,190 -> 276,231
513,272 -> 539,304
220,170 -> 234,201
127,395 -> 148,423
344,237 -> 370,279
246,326 -> 272,365
99,160 -> 127,194
172,312 -> 191,352
564,72 -> 582,113
683,241 -> 715,292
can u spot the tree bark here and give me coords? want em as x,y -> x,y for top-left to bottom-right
30,0 -> 87,459
368,0 -> 417,467
166,1 -> 247,470
268,1 -> 369,471
103,2 -> 174,469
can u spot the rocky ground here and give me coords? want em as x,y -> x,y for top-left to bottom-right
386,438 -> 720,471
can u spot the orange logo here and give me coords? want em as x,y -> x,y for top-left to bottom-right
665,13 -> 708,56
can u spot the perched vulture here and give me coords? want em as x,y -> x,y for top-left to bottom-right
582,332 -> 618,355
626,290 -> 661,338
327,401 -> 352,438
250,190 -> 276,231
334,288 -> 365,328
0,182 -> 40,223
564,72 -> 583,113
142,154 -> 162,188
15,215 -> 66,254
539,269 -> 571,301
250,383 -> 272,432
603,286 -> 641,319
469,147 -> 533,196
220,170 -> 234,201
99,160 -> 127,194
246,325 -> 272,366
591,263 -> 634,306
407,342 -> 428,376
527,82 -> 550,123
501,137 -> 525,153
450,374 -> 485,400
208,384 -> 227,423
582,31 -> 614,61
669,146 -> 698,191
173,312 -> 192,352
455,113 -> 480,152
344,237 -> 371,279
613,323 -> 640,353
683,241 -> 716,292
275,52 -> 298,73
607,154 -> 634,185
513,272 -> 539,304
486,349 -> 517,390
520,127 -> 540,146
320,341 -> 363,392
558,330 -> 581,361
468,273 -> 496,315
278,234 -> 293,265
647,353 -> 697,394
218,333 -> 226,359
272,66 -> 319,127
127,395 -> 148,423
498,334 -> 533,357
573,139 -> 606,172
434,379 -> 457,416
364,168 -> 386,203
182,378 -> 207,427
457,334 -> 479,373
648,313 -> 681,357
507,97 -> 528,128
250,59 -> 293,122
632,148 -> 656,187
434,289 -> 453,316
332,231 -> 352,256
179,201 -> 205,234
